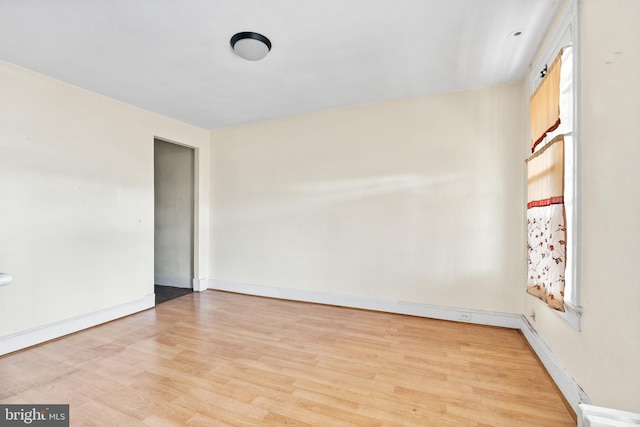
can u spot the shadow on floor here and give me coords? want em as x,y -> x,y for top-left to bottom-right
154,285 -> 192,305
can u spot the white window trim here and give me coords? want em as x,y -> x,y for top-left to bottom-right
529,0 -> 582,330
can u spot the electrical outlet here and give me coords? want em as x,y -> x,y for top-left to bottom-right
458,312 -> 471,322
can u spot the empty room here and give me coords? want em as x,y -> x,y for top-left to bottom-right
1,0 -> 639,425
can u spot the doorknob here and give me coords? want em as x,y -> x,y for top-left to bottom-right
0,273 -> 13,286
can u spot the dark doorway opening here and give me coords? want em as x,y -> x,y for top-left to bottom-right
154,138 -> 195,305
154,285 -> 192,305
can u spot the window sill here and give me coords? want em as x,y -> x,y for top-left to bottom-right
555,301 -> 582,330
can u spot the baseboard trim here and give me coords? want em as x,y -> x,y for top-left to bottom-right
578,403 -> 640,427
207,279 -> 591,414
207,279 -> 521,329
519,316 -> 590,413
0,294 -> 155,356
154,275 -> 192,289
193,278 -> 208,292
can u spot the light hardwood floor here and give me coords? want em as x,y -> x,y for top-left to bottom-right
0,291 -> 575,426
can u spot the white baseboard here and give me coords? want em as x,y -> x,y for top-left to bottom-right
0,294 -> 155,356
207,279 -> 593,414
207,279 -> 521,329
154,274 -> 192,289
519,316 -> 590,413
193,278 -> 208,292
578,404 -> 640,427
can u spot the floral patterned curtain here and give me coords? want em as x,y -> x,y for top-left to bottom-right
526,137 -> 566,311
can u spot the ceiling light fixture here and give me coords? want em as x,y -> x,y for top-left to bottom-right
230,32 -> 272,61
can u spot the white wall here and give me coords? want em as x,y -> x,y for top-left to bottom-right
0,61 -> 210,337
210,83 -> 525,314
154,139 -> 195,287
523,0 -> 640,412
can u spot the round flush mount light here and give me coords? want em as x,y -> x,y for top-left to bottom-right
230,32 -> 272,61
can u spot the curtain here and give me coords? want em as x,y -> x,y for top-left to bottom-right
529,51 -> 563,152
526,136 -> 566,311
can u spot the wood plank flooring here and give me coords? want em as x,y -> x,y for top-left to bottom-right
0,290 -> 575,426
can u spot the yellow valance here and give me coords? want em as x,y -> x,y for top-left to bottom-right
529,51 -> 562,152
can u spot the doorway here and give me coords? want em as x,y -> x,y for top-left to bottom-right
154,138 -> 195,304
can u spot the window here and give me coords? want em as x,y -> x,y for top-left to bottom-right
527,1 -> 581,329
